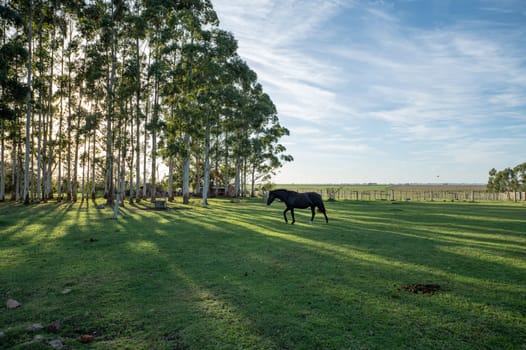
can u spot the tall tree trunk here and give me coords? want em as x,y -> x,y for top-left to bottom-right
66,21 -> 73,201
150,78 -> 158,203
213,134 -> 220,197
202,114 -> 211,207
0,0 -> 6,201
81,135 -> 87,205
242,157 -> 247,197
45,28 -> 55,201
128,127 -> 134,204
223,132 -> 230,197
182,133 -> 190,204
119,100 -> 127,207
57,38 -> 64,202
142,50 -> 150,199
250,165 -> 256,197
168,156 -> 174,201
129,104 -> 135,204
17,140 -> 22,201
91,132 -> 96,200
73,81 -> 83,202
0,135 -> 4,201
234,157 -> 241,198
135,35 -> 141,202
36,11 -> 42,202
0,120 -> 5,201
195,153 -> 201,195
142,109 -> 148,198
105,17 -> 117,206
11,138 -> 16,200
23,0 -> 33,205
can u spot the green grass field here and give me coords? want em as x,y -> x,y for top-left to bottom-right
1,198 -> 525,349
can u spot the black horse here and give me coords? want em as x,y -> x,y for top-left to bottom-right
267,189 -> 328,224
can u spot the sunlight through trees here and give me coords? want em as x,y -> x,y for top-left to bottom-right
0,0 -> 292,205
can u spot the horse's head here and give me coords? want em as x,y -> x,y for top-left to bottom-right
266,191 -> 277,206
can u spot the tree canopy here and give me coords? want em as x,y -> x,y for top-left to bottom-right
487,162 -> 526,193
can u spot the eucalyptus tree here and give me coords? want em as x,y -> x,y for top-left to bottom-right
122,0 -> 146,202
488,163 -> 526,200
191,29 -> 238,207
143,0 -> 172,202
219,61 -> 292,198
0,1 -> 26,201
176,37 -> 198,204
245,90 -> 292,196
43,0 -> 62,202
247,119 -> 292,197
63,19 -> 80,201
22,0 -> 33,204
228,60 -> 258,197
54,6 -> 69,201
488,167 -> 518,197
105,0 -> 127,205
514,162 -> 526,191
33,0 -> 56,202
169,0 -> 218,204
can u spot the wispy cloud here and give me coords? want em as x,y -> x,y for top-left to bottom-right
214,0 -> 352,123
334,15 -> 526,143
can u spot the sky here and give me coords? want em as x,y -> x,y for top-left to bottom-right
212,0 -> 526,184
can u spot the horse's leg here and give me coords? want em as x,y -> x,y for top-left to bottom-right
290,208 -> 295,224
310,206 -> 315,224
320,205 -> 328,223
283,208 -> 289,223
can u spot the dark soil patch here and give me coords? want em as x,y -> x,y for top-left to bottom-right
138,206 -> 191,211
128,202 -> 191,211
401,284 -> 442,294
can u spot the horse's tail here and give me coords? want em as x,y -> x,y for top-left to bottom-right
318,201 -> 327,214
311,192 -> 328,223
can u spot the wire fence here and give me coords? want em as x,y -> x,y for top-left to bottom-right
288,189 -> 526,202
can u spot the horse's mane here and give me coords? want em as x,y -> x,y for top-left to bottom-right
272,189 -> 297,194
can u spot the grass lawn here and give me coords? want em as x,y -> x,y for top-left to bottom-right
0,198 -> 525,349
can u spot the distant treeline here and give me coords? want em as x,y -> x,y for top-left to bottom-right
487,163 -> 526,193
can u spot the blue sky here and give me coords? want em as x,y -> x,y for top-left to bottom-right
212,0 -> 526,184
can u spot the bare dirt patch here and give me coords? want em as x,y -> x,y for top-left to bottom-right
401,284 -> 442,294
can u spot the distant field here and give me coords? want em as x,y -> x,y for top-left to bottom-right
276,184 -> 391,192
278,184 -> 486,192
275,184 -> 507,202
1,198 -> 525,349
390,184 -> 487,191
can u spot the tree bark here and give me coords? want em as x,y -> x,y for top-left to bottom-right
23,0 -> 33,205
202,114 -> 211,207
182,133 -> 190,204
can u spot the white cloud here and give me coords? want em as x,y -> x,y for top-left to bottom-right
291,126 -> 322,136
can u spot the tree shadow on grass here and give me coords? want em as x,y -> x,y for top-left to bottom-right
1,199 -> 525,349
198,200 -> 526,346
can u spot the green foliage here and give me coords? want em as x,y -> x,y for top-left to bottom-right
487,162 -> 526,192
0,38 -> 28,121
1,199 -> 525,349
